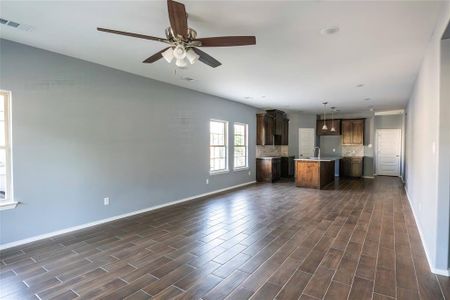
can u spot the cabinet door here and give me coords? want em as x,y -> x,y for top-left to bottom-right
264,115 -> 274,145
352,120 -> 364,144
350,158 -> 363,177
342,120 -> 353,144
282,119 -> 289,145
272,159 -> 281,181
256,114 -> 265,145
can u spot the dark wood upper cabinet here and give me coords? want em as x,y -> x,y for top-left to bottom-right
316,119 -> 341,136
282,118 -> 289,145
341,119 -> 365,145
257,110 -> 289,145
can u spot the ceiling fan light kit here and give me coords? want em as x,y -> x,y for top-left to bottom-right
97,0 -> 256,68
162,47 -> 174,63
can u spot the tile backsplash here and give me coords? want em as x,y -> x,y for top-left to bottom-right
342,145 -> 364,157
256,146 -> 289,158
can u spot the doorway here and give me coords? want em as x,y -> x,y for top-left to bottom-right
298,128 -> 315,157
376,129 -> 401,176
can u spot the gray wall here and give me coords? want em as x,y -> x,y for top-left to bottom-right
0,39 -> 258,245
405,2 -> 450,273
374,114 -> 403,129
438,38 -> 450,269
287,112 -> 317,157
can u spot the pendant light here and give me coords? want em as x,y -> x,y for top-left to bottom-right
330,106 -> 336,132
322,102 -> 328,130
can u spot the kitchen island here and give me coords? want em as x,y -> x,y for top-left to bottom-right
295,157 -> 340,189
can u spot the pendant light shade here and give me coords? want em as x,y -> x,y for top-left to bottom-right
322,101 -> 328,130
162,47 -> 174,63
186,49 -> 200,64
330,106 -> 336,132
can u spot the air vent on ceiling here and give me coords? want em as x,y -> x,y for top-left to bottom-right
0,17 -> 33,31
7,21 -> 20,28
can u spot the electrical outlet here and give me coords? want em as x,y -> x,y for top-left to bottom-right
332,148 -> 336,152
248,171 -> 251,176
104,197 -> 110,206
206,179 -> 209,184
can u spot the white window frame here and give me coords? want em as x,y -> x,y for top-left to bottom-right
0,90 -> 16,210
209,119 -> 229,175
233,122 -> 249,170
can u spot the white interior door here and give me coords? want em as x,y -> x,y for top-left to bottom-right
299,128 -> 315,157
376,129 -> 401,176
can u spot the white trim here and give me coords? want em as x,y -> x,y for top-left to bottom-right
0,201 -> 18,210
374,109 -> 404,116
0,181 -> 256,250
404,186 -> 450,276
362,176 -> 375,179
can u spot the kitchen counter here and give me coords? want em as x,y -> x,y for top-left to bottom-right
295,156 -> 341,162
257,156 -> 281,160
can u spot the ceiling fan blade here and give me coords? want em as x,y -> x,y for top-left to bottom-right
143,47 -> 170,63
97,27 -> 169,43
192,48 -> 222,68
167,0 -> 188,39
194,36 -> 256,47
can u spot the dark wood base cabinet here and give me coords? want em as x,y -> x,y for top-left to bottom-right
256,158 -> 281,182
281,156 -> 295,178
340,157 -> 364,177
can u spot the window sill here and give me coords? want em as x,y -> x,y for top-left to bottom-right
0,201 -> 19,211
233,167 -> 249,172
209,170 -> 230,176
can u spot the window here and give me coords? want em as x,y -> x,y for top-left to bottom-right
234,123 -> 248,169
210,120 -> 228,173
0,90 -> 14,209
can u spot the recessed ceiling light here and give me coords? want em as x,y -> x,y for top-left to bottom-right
364,98 -> 371,101
244,96 -> 253,100
261,96 -> 266,98
180,76 -> 194,82
356,84 -> 364,88
320,26 -> 340,35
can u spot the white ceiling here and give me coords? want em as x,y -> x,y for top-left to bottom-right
0,1 -> 444,113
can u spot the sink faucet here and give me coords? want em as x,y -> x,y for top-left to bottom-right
314,146 -> 321,158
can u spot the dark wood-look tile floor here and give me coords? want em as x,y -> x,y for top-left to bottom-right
1,177 -> 448,300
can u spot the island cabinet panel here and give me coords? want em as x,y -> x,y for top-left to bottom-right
341,119 -> 365,145
256,158 -> 281,182
296,161 -> 320,188
295,160 -> 335,189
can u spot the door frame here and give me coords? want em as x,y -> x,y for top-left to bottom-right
298,128 -> 315,158
375,128 -> 402,177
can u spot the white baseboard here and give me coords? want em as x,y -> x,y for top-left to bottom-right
362,176 -> 375,179
404,186 -> 450,277
0,181 -> 256,251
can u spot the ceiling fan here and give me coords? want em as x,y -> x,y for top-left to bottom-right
97,0 -> 256,68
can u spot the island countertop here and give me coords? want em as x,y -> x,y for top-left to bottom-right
295,156 -> 341,162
